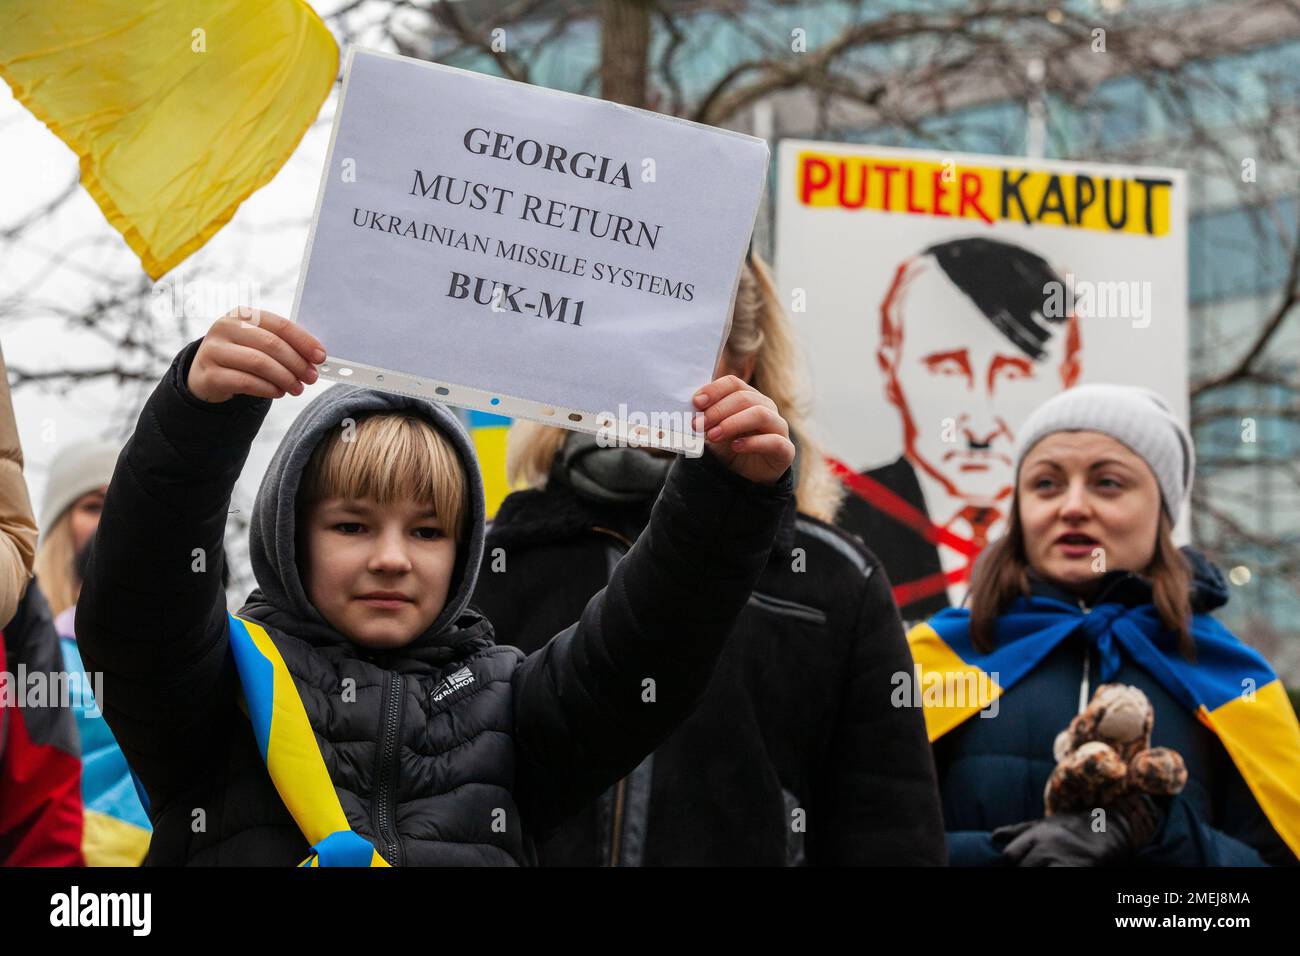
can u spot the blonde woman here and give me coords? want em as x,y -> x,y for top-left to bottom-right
472,254 -> 945,865
33,441 -> 119,618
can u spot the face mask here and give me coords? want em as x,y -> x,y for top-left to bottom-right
551,430 -> 674,506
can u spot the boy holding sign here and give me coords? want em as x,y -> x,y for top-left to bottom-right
75,310 -> 794,866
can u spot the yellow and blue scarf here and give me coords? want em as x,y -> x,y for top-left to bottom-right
907,596 -> 1300,857
227,613 -> 389,867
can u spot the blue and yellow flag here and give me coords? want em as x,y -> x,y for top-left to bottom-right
467,410 -> 512,519
227,613 -> 388,867
908,596 -> 1300,857
0,0 -> 338,279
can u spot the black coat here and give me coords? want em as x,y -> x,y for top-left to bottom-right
473,465 -> 947,865
76,341 -> 792,865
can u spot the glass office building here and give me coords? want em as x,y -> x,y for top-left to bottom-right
433,0 -> 1300,679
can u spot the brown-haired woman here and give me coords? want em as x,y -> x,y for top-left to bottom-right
908,384 -> 1300,866
472,253 -> 946,865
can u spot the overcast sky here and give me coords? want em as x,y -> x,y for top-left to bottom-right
0,2 -> 368,561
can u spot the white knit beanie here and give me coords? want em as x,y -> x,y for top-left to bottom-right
39,440 -> 120,546
1013,384 -> 1194,522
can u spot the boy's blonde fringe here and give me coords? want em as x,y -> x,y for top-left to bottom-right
300,413 -> 469,544
506,254 -> 845,523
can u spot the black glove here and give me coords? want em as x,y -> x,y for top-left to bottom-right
991,795 -> 1162,867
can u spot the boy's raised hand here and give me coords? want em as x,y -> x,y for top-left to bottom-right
692,375 -> 796,485
187,309 -> 326,404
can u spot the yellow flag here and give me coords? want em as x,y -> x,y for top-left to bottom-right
468,413 -> 513,520
0,0 -> 338,279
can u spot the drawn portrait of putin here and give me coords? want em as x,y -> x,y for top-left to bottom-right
837,236 -> 1083,623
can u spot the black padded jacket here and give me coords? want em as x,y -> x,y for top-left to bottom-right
473,447 -> 946,865
76,339 -> 792,865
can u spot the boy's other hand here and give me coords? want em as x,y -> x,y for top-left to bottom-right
188,309 -> 326,404
691,375 -> 795,485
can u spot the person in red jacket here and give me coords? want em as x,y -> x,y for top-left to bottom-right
0,583 -> 86,865
0,338 -> 84,865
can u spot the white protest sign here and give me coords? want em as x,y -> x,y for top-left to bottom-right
291,47 -> 769,455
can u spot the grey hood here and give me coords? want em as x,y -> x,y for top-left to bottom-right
246,383 -> 487,645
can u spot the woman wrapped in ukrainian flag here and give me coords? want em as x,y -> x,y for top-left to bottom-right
908,384 -> 1300,866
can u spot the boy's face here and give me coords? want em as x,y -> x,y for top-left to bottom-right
301,496 -> 456,649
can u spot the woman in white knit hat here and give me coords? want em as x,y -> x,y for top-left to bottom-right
33,440 -> 119,618
34,437 -> 152,867
906,383 -> 1300,867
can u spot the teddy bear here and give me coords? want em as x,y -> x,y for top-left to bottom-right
1044,683 -> 1189,816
